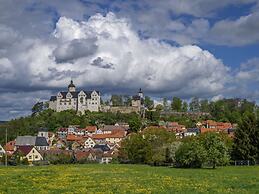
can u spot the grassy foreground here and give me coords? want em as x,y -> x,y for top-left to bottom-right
0,164 -> 258,194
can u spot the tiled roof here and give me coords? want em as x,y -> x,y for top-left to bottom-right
93,144 -> 110,152
74,150 -> 94,161
102,125 -> 127,131
50,96 -> 57,101
4,140 -> 15,151
17,145 -> 34,155
85,126 -> 97,132
35,137 -> 49,146
66,134 -> 83,141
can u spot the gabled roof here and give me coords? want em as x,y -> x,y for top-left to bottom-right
58,90 -> 100,99
102,125 -> 127,131
132,95 -> 141,101
50,96 -> 57,101
16,136 -> 36,146
74,150 -> 94,161
85,126 -> 97,132
35,137 -> 49,146
93,144 -> 110,152
59,91 -> 79,99
17,145 -> 34,155
66,134 -> 83,141
38,127 -> 48,132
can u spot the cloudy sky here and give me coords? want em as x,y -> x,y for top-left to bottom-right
1,0 -> 259,120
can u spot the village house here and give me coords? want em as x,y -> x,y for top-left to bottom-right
4,140 -> 16,155
199,120 -> 234,135
93,144 -> 110,153
74,150 -> 96,162
0,145 -> 5,158
15,146 -> 43,163
101,152 -> 113,164
85,126 -> 97,136
38,128 -> 49,142
184,128 -> 200,137
57,127 -> 68,139
83,137 -> 96,148
101,125 -> 128,135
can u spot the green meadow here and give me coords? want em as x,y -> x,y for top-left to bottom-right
0,164 -> 258,193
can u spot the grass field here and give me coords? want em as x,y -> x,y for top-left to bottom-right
0,164 -> 258,193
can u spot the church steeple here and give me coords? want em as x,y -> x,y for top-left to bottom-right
68,80 -> 76,92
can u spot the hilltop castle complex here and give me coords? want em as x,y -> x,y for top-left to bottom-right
49,80 -> 101,114
48,81 -> 144,115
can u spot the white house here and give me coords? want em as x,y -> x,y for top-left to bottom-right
0,145 -> 5,157
37,128 -> 49,142
83,137 -> 96,148
16,146 -> 43,163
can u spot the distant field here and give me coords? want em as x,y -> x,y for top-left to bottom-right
0,164 -> 258,193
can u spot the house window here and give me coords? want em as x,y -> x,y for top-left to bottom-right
32,150 -> 35,153
29,156 -> 32,159
35,155 -> 38,159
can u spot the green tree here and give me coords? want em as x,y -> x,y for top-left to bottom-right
182,101 -> 188,112
200,99 -> 210,112
232,112 -> 259,163
111,95 -> 123,106
163,97 -> 169,111
171,97 -> 182,112
189,97 -> 200,112
175,138 -> 206,168
144,96 -> 154,110
128,117 -> 142,132
32,102 -> 45,116
200,132 -> 230,168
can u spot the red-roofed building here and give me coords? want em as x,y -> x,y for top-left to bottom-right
66,134 -> 83,141
4,140 -> 16,155
15,146 -> 43,163
74,150 -> 96,162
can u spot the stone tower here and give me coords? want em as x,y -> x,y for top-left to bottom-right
68,80 -> 76,92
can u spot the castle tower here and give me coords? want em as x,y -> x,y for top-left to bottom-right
68,80 -> 76,92
138,88 -> 144,98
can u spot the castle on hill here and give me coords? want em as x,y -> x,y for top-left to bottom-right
49,80 -> 101,114
48,81 -> 145,115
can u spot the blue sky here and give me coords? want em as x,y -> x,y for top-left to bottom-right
0,0 -> 259,120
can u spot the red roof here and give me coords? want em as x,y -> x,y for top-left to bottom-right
4,140 -> 15,151
58,128 -> 68,132
74,150 -> 94,160
85,126 -> 97,132
92,130 -> 125,139
17,145 -> 34,155
200,127 -> 218,133
67,134 -> 83,141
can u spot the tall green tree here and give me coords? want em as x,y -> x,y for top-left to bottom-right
182,101 -> 188,112
171,97 -> 182,112
200,132 -> 230,168
232,112 -> 259,163
144,96 -> 154,110
200,99 -> 210,112
111,95 -> 123,106
189,97 -> 200,112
